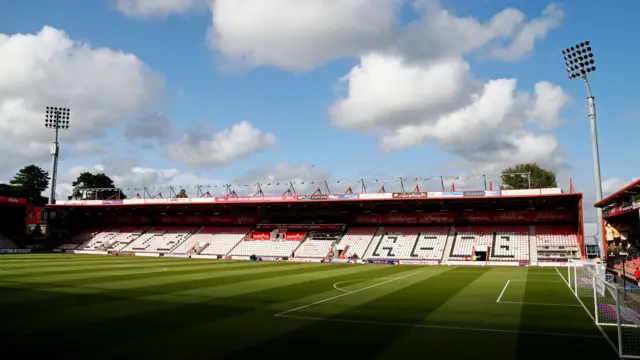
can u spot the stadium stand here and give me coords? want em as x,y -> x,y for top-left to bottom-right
0,233 -> 17,249
449,226 -> 530,261
293,231 -> 341,258
535,225 -> 581,260
489,226 -> 530,261
79,226 -> 150,251
450,227 -> 490,260
411,227 -> 451,260
189,227 -> 252,255
338,227 -> 377,258
536,226 -> 580,249
364,226 -> 449,260
56,228 -> 109,251
228,232 -> 302,258
124,226 -> 198,253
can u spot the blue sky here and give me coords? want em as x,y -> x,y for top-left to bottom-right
0,0 -> 638,212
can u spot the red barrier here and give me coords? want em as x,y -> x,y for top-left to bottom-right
460,210 -> 573,223
285,232 -> 305,241
351,212 -> 455,224
109,210 -> 572,226
252,232 -> 271,240
0,196 -> 26,205
256,224 -> 343,230
350,210 -> 572,224
215,196 -> 296,202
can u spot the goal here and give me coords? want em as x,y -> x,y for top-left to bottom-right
561,259 -> 640,358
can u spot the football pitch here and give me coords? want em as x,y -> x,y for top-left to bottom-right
0,254 -> 618,359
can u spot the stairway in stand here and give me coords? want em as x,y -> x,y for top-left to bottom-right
440,226 -> 457,265
529,225 -> 538,265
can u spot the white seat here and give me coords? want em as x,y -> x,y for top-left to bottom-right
126,226 -> 198,253
535,226 -> 580,260
364,227 -> 449,261
449,226 -> 529,261
189,227 -> 251,255
339,227 -> 377,258
294,240 -> 334,258
80,226 -> 151,251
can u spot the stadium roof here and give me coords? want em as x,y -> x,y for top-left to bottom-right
594,179 -> 640,208
50,187 -> 579,207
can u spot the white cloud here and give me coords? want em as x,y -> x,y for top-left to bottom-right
209,0 -> 400,70
166,121 -> 276,167
53,161 -> 333,200
489,4 -> 564,61
330,53 -> 571,171
0,26 -> 166,173
602,177 -> 638,195
208,1 -> 563,71
234,162 -> 333,195
206,1 -> 569,172
53,157 -> 222,200
114,0 -> 209,17
125,113 -> 174,143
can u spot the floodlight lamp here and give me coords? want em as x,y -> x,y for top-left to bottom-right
562,40 -> 596,79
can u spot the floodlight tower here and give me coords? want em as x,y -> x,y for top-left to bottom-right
562,41 -> 603,256
45,106 -> 71,205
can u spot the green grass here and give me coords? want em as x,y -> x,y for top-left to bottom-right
0,254 -> 619,359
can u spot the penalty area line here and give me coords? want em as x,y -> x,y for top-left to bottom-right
275,271 -> 420,317
277,314 -> 602,339
496,280 -> 510,303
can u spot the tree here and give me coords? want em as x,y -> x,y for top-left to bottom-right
9,165 -> 50,204
501,163 -> 557,189
72,172 -> 126,200
176,189 -> 188,198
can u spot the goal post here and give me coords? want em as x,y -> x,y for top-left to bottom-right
563,259 -> 640,358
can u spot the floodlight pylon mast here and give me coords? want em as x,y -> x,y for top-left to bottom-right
45,106 -> 71,205
562,40 -> 603,258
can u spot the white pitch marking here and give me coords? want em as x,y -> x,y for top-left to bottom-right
275,271 -> 420,317
333,280 -> 356,293
498,301 -> 581,307
496,279 -> 510,303
508,279 -> 565,283
554,267 -> 570,286
277,314 -> 602,339
332,277 -> 398,293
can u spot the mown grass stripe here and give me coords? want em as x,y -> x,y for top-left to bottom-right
1,264 -> 333,329
0,259 -> 288,280
63,266 -> 415,360
0,257 -> 245,272
226,267 -> 488,359
0,261 -> 243,277
0,260 -> 283,284
6,265 -> 385,339
0,263 -> 315,306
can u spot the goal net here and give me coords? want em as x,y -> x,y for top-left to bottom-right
562,260 -> 640,358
